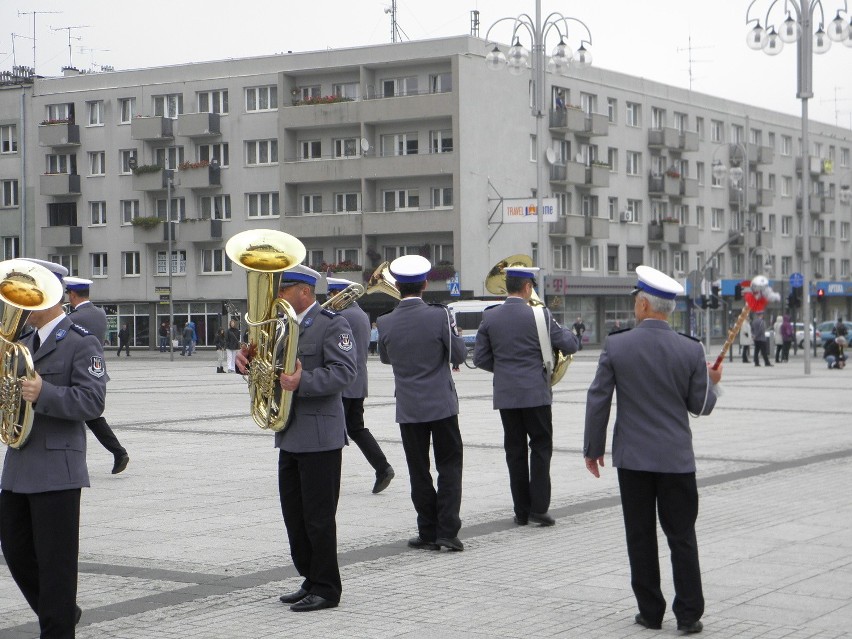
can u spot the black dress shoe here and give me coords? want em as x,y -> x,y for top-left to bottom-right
436,536 -> 464,551
111,454 -> 130,474
677,620 -> 703,633
635,613 -> 662,629
372,466 -> 395,494
279,588 -> 309,604
407,536 -> 439,550
529,511 -> 556,526
290,594 -> 338,612
513,516 -> 528,525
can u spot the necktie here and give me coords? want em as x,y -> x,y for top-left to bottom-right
32,332 -> 41,353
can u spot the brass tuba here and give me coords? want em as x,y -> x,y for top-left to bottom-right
322,281 -> 366,312
365,261 -> 400,300
225,230 -> 306,432
0,259 -> 65,448
485,254 -> 572,386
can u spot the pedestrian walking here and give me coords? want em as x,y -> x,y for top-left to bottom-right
117,323 -> 130,357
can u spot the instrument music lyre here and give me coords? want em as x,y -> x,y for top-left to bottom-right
485,254 -> 572,386
225,230 -> 306,432
0,259 -> 65,449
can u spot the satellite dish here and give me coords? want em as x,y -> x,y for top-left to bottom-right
360,138 -> 371,153
544,148 -> 556,165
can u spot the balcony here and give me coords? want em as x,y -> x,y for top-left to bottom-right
679,131 -> 699,152
40,225 -> 82,248
757,189 -> 774,207
549,161 -> 586,185
758,146 -> 775,164
576,113 -> 609,137
40,173 -> 80,196
132,168 -> 171,192
728,229 -> 756,249
131,116 -> 174,141
582,165 -> 610,188
679,225 -> 699,244
648,222 -> 681,243
38,123 -> 80,147
548,215 -> 607,239
756,231 -> 773,250
648,127 -> 680,149
282,91 -> 453,129
820,236 -> 836,252
132,220 -> 170,244
180,218 -> 223,243
548,107 -> 586,132
178,164 -> 220,190
820,197 -> 836,215
794,235 -> 821,253
795,156 -> 822,175
363,208 -> 454,235
681,178 -> 699,198
648,174 -> 681,197
177,112 -> 220,138
728,185 -> 758,207
281,212 -> 363,238
285,152 -> 453,183
796,195 -> 824,215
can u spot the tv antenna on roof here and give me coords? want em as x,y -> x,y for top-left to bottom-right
17,9 -> 61,72
676,32 -> 712,91
384,1 -> 409,43
51,25 -> 90,69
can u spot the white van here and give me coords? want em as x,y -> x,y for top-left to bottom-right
447,299 -> 503,349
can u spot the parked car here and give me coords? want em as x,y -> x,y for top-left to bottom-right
795,322 -> 818,349
816,320 -> 852,347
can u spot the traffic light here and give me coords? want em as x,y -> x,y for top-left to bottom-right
817,288 -> 826,301
788,289 -> 801,309
710,284 -> 720,309
700,295 -> 708,309
734,283 -> 743,301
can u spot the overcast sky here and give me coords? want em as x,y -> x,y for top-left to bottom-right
2,0 -> 851,128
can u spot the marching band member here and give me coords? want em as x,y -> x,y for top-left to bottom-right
326,278 -> 394,494
376,255 -> 467,552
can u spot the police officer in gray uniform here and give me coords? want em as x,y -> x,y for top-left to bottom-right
473,266 -> 577,526
238,265 -> 356,613
326,278 -> 394,494
1,260 -> 107,636
64,276 -> 130,474
377,255 -> 467,552
584,266 -> 722,635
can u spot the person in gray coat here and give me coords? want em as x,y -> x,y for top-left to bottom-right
473,266 -> 578,526
326,278 -> 394,494
1,262 -> 107,636
584,266 -> 722,635
64,276 -> 130,474
751,311 -> 772,366
377,255 -> 467,552
237,265 -> 356,613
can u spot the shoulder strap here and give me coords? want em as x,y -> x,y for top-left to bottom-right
532,306 -> 553,375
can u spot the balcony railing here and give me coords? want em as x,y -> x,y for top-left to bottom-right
131,116 -> 174,141
549,162 -> 586,185
648,174 -> 681,197
178,164 -> 220,190
548,215 -> 608,239
177,112 -> 220,138
548,107 -> 586,132
40,173 -> 80,196
648,222 -> 681,243
179,218 -> 223,242
40,225 -> 82,247
132,168 -> 171,192
38,123 -> 80,147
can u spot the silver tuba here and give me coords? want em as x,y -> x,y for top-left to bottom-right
0,259 -> 65,448
225,230 -> 306,432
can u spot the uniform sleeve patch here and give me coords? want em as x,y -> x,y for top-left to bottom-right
88,356 -> 106,378
338,333 -> 353,351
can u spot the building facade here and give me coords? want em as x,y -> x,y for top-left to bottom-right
1,36 -> 851,347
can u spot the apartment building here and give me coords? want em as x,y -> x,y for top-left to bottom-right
1,35 -> 851,347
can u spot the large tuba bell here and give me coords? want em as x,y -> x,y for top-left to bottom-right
0,259 -> 64,449
225,230 -> 306,432
485,254 -> 572,386
365,261 -> 401,300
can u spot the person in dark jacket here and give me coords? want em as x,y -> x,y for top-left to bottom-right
117,323 -> 130,357
214,328 -> 226,373
225,319 -> 241,372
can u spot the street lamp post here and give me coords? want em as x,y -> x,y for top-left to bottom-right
484,1 -> 593,291
166,169 -> 175,362
746,0 -> 851,374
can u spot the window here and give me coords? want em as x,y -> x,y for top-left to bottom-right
122,251 -> 141,276
0,124 -> 17,153
781,216 -> 792,236
246,140 -> 278,165
429,72 -> 452,93
305,250 -> 324,268
48,202 -> 77,226
607,147 -> 618,172
332,82 -> 359,99
383,189 -> 420,211
674,112 -> 687,133
553,244 -> 572,271
626,151 -> 642,176
430,129 -> 453,154
841,147 -> 850,167
696,206 -> 705,229
431,187 -> 453,208
89,151 -> 106,176
711,208 -> 724,230
626,199 -> 642,223
46,103 -> 72,122
768,131 -> 776,150
48,254 -> 78,276
200,195 -> 231,220
119,149 -> 137,175
581,195 -> 599,217
606,245 -> 618,273
46,153 -> 76,174
156,250 -> 187,275
2,236 -> 20,259
431,244 -> 454,264
300,140 -> 322,160
841,222 -> 850,241
90,201 -> 106,226
696,162 -> 705,186
607,196 -> 618,221
626,102 -> 641,127
335,192 -> 360,213
118,98 -> 135,123
383,245 -> 423,261
154,146 -> 185,170
247,192 -> 279,217
155,197 -> 186,221
711,120 -> 724,143
91,253 -> 108,278
198,143 -> 229,167
87,101 -> 104,126
382,76 -> 418,97
1,180 -> 19,207
245,85 -> 278,111
696,117 -> 704,140
153,94 -> 183,119
120,200 -> 140,225
580,92 -> 597,115
297,86 -> 320,101
651,107 -> 666,129
841,259 -> 849,277
731,124 -> 744,143
201,248 -> 232,273
197,90 -> 228,114
334,248 -> 361,264
581,245 -> 599,271
530,135 -> 537,162
781,135 -> 792,156
672,251 -> 686,274
651,249 -> 667,272
607,98 -> 617,123
302,194 -> 322,214
782,176 -> 792,197
381,133 -> 418,156
334,138 -> 359,158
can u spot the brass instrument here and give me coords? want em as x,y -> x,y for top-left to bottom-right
225,230 -> 306,432
0,259 -> 64,449
365,261 -> 401,300
322,282 -> 366,311
485,254 -> 572,386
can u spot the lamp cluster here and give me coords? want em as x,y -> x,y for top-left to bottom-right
748,8 -> 851,55
486,32 -> 592,75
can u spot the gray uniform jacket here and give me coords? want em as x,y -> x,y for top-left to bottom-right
473,297 -> 578,409
583,319 -> 717,474
377,298 -> 466,424
275,304 -> 357,454
70,301 -> 107,344
338,302 -> 369,399
1,316 -> 107,493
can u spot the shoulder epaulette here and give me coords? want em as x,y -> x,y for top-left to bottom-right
70,323 -> 91,336
677,331 -> 701,343
320,308 -> 337,318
